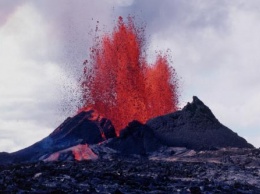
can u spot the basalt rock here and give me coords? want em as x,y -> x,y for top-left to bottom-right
0,155 -> 259,193
146,96 -> 254,150
107,120 -> 162,155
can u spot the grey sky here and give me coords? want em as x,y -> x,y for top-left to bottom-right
0,0 -> 260,152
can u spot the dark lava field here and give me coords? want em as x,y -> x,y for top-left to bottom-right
1,153 -> 260,194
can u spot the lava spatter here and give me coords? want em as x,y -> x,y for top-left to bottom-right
80,16 -> 179,134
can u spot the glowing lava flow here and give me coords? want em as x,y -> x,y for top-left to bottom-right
80,16 -> 179,134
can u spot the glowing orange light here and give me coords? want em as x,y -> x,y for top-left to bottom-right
80,16 -> 179,134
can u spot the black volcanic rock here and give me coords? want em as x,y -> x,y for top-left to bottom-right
49,110 -> 116,145
0,152 -> 12,164
0,154 -> 259,193
1,110 -> 116,164
107,120 -> 162,155
146,96 -> 254,150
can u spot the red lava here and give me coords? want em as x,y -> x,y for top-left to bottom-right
80,16 -> 179,134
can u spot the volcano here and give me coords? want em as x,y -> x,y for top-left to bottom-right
0,96 -> 253,164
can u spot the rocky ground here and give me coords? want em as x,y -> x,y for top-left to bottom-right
0,153 -> 260,193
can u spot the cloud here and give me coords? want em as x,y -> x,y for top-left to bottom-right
30,0 -> 122,116
32,0 -> 117,69
0,119 -> 50,152
0,0 -> 25,27
0,3 -> 66,151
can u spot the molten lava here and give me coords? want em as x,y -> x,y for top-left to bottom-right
81,16 -> 179,134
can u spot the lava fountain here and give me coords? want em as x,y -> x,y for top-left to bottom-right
80,16 -> 179,134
